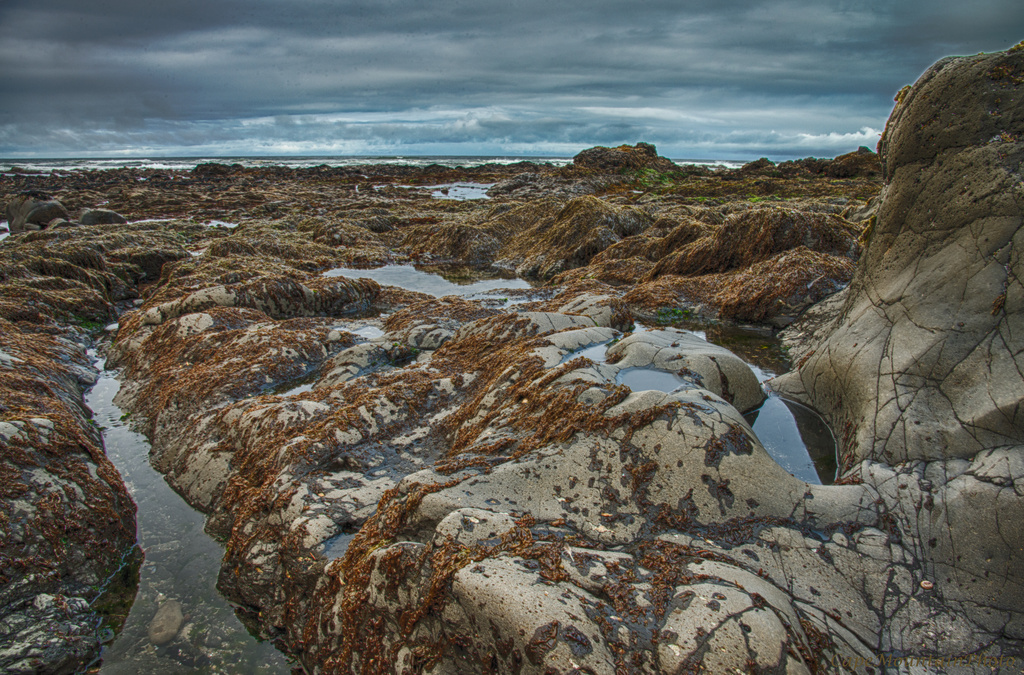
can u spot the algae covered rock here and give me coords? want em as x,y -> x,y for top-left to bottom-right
497,195 -> 653,279
0,320 -> 138,673
619,207 -> 861,324
572,142 -> 677,173
824,147 -> 881,178
140,275 -> 380,325
647,207 -> 859,279
110,272 -> 887,673
80,208 -> 128,225
400,222 -> 503,264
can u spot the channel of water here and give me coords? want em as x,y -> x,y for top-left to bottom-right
85,352 -> 292,674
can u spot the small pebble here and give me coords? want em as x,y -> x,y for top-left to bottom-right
920,580 -> 934,590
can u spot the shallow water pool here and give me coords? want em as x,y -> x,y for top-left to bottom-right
86,353 -> 292,674
322,264 -> 532,297
385,182 -> 495,200
427,182 -> 495,200
744,395 -> 837,484
615,367 -> 693,393
556,324 -> 838,485
611,362 -> 835,484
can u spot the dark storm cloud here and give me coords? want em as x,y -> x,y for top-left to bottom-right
1,0 -> 1020,158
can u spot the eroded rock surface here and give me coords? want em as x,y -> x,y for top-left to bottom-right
775,47 -> 1024,659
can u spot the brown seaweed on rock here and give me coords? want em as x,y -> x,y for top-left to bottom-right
0,321 -> 137,672
646,207 -> 860,280
497,195 -> 654,279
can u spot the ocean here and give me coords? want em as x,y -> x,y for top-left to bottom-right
0,155 -> 746,173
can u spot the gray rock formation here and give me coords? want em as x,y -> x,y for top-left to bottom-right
775,47 -> 1024,653
80,208 -> 128,225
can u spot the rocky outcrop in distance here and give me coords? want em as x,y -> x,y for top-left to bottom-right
572,142 -> 679,173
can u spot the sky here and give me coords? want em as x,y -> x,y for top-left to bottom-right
0,1 -> 1021,161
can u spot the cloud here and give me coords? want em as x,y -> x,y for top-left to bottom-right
0,0 -> 1020,158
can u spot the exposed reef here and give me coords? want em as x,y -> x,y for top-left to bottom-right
1,46 -> 1021,675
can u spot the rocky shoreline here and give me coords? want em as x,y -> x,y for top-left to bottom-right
1,48 -> 1021,674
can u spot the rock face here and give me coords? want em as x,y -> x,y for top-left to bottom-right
776,47 -> 1024,647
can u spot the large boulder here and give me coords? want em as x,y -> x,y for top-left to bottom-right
79,208 -> 127,226
5,192 -> 69,233
775,47 -> 1024,631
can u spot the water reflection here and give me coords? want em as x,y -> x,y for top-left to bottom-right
428,182 -> 495,200
86,353 -> 292,674
322,264 -> 532,297
615,367 -> 692,393
322,533 -> 356,560
559,341 -> 614,366
605,325 -> 838,486
744,395 -> 837,485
